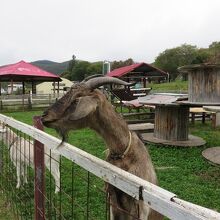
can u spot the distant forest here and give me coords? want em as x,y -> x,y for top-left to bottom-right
32,41 -> 220,81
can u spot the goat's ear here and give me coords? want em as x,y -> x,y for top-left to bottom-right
70,96 -> 98,120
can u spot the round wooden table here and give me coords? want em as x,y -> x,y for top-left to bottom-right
138,94 -> 206,147
202,147 -> 220,166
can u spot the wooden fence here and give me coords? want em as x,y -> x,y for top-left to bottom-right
0,94 -> 63,112
0,113 -> 220,220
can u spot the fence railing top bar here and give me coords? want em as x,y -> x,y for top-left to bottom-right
173,198 -> 220,220
142,189 -> 219,220
0,113 -> 219,220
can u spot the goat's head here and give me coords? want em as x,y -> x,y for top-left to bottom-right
41,76 -> 133,141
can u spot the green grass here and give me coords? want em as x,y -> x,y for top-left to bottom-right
1,108 -> 220,218
0,192 -> 15,220
149,80 -> 188,92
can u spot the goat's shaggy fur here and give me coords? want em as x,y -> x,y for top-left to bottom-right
0,125 -> 60,193
42,81 -> 164,219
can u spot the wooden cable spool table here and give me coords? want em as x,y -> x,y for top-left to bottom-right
138,94 -> 206,147
178,64 -> 220,162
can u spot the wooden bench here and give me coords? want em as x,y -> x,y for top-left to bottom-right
189,107 -> 211,124
203,106 -> 220,128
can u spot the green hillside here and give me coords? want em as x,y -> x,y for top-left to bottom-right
31,60 -> 69,75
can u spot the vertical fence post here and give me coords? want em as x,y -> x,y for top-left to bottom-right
33,116 -> 45,220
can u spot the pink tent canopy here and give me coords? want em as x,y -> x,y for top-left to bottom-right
0,60 -> 61,82
0,60 -> 62,94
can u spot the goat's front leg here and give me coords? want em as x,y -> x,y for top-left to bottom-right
21,164 -> 28,184
49,162 -> 60,194
52,167 -> 60,194
16,166 -> 21,189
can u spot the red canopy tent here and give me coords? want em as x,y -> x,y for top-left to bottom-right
0,60 -> 61,95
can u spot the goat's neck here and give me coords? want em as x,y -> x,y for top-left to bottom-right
90,105 -> 130,155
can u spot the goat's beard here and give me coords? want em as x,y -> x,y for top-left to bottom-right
55,127 -> 69,145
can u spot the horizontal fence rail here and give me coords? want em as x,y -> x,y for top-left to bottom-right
0,94 -> 64,111
0,114 -> 219,220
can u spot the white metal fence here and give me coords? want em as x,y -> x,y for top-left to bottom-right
0,113 -> 219,220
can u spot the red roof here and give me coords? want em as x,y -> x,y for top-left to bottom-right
0,60 -> 61,82
107,62 -> 167,77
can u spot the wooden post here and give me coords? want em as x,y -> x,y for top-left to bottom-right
33,116 -> 45,220
53,81 -> 55,94
154,106 -> 189,141
57,81 -> 60,95
191,112 -> 195,124
22,94 -> 24,111
211,113 -> 216,129
202,112 -> 206,124
10,80 -> 13,94
22,81 -> 25,94
0,100 -> 2,111
28,92 -> 32,110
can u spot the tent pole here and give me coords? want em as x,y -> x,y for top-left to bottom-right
53,81 -> 55,94
57,81 -> 60,95
22,81 -> 25,94
10,80 -> 13,94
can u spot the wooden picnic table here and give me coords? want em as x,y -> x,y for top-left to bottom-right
203,106 -> 220,128
138,93 -> 206,147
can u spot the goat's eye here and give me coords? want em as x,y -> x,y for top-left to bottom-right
42,111 -> 48,117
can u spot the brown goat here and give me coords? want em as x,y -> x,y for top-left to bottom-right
41,76 -> 163,220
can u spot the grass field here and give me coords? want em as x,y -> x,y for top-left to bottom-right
2,109 -> 220,217
0,191 -> 15,220
149,80 -> 188,92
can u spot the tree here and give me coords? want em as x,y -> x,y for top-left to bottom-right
207,41 -> 220,63
68,54 -> 77,73
60,70 -> 71,79
154,44 -> 199,80
61,54 -> 77,80
71,61 -> 90,81
191,48 -> 211,64
86,62 -> 102,76
111,58 -> 134,70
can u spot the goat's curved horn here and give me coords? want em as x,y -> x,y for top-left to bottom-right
85,76 -> 135,89
82,74 -> 104,82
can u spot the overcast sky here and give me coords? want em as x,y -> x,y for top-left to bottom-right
1,0 -> 220,66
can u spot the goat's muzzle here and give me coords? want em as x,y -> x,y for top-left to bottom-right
41,111 -> 57,128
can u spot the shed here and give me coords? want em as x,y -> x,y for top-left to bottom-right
107,62 -> 168,87
37,77 -> 73,94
